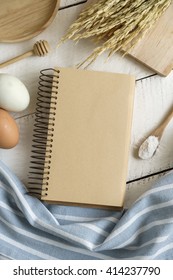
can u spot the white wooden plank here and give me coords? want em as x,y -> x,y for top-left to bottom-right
128,72 -> 173,181
60,0 -> 86,8
124,174 -> 164,209
0,4 -> 154,120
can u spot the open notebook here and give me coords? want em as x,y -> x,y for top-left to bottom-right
28,67 -> 135,209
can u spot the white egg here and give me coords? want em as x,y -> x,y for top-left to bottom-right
0,73 -> 30,112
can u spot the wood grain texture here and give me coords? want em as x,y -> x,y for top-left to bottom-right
0,0 -> 60,42
128,2 -> 173,76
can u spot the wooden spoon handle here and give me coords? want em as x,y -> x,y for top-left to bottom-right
0,50 -> 33,68
153,110 -> 173,138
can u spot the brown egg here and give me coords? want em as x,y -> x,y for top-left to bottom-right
0,109 -> 19,149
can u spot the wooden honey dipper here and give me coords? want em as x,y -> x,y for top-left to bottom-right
0,40 -> 50,68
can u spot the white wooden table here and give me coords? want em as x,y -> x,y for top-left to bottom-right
1,0 -> 173,208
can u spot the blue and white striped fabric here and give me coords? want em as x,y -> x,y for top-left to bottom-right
0,159 -> 173,260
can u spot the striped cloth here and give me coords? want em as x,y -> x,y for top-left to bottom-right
0,159 -> 173,260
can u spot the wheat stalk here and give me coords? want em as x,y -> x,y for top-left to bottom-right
58,0 -> 171,68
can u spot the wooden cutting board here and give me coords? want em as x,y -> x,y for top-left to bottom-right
0,0 -> 60,42
128,2 -> 173,76
85,0 -> 173,76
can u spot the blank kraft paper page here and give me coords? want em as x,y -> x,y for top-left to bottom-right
42,67 -> 135,208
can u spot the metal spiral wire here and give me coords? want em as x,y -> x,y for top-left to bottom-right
28,68 -> 60,197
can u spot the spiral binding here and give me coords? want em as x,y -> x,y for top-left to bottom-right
28,68 -> 60,198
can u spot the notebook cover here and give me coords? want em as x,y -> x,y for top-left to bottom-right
42,67 -> 135,208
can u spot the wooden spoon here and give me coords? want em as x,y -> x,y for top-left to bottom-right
138,108 -> 173,159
